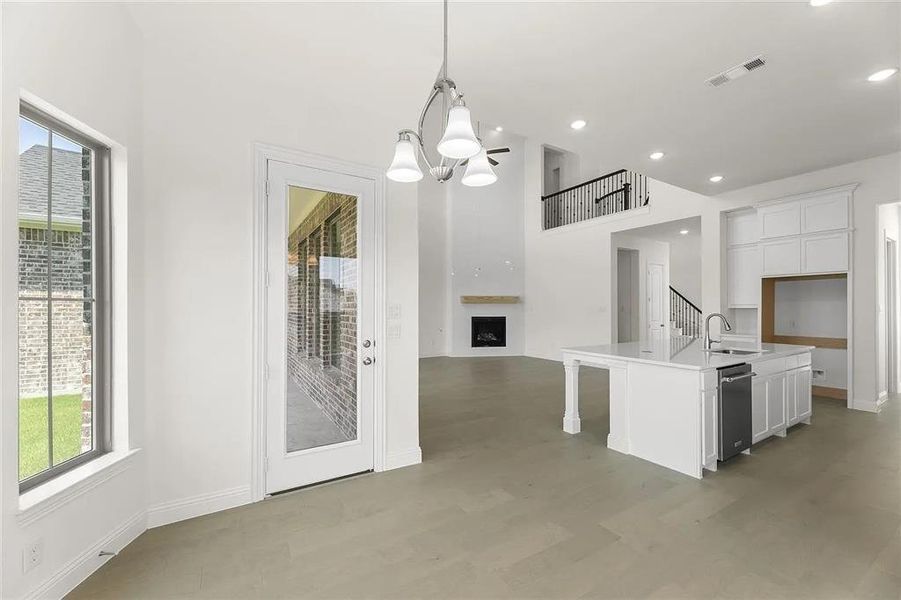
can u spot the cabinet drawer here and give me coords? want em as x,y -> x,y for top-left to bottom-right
802,232 -> 848,274
759,202 -> 801,239
761,238 -> 801,275
754,358 -> 787,378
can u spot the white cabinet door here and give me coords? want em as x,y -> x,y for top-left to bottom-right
766,374 -> 786,434
702,388 -> 718,468
802,232 -> 848,274
797,367 -> 812,422
759,202 -> 801,239
727,246 -> 760,307
728,210 -> 758,246
752,377 -> 768,444
761,238 -> 801,276
801,193 -> 849,234
786,370 -> 799,427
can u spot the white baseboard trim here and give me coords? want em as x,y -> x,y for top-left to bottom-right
877,391 -> 889,409
849,398 -> 881,413
382,447 -> 422,471
26,511 -> 146,600
147,485 -> 252,529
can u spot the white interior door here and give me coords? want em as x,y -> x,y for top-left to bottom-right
265,159 -> 375,494
647,262 -> 665,342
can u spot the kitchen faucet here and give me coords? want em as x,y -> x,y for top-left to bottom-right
704,313 -> 733,351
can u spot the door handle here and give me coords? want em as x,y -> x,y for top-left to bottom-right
363,357 -> 374,366
723,372 -> 757,383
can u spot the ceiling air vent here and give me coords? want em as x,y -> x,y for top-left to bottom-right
706,55 -> 767,88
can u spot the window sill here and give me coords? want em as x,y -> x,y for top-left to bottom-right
17,448 -> 141,526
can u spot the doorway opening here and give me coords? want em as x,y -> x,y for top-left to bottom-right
611,217 -> 702,344
616,248 -> 640,342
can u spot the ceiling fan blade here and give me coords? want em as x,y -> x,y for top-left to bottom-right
488,157 -> 499,166
486,148 -> 510,154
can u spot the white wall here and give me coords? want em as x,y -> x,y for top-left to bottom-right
134,2 -> 431,518
718,152 -> 900,411
668,231 -> 702,306
523,139 -> 749,361
611,234 -> 669,341
1,4 -> 147,598
417,178 -> 448,358
877,202 -> 901,397
448,130 -> 525,356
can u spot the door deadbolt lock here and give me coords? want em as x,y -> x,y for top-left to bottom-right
362,339 -> 372,348
363,357 -> 374,366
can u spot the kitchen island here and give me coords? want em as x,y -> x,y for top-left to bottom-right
561,337 -> 814,478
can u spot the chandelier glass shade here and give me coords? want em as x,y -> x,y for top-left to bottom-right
461,147 -> 497,187
436,105 -> 480,160
386,0 -> 495,187
386,136 -> 423,182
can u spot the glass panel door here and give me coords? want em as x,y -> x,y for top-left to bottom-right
286,187 -> 358,452
265,159 -> 374,494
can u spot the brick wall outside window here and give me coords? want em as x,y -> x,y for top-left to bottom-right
287,193 -> 358,440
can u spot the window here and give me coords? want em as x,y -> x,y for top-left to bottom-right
17,104 -> 110,491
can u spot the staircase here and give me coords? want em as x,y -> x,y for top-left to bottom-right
670,286 -> 701,338
541,169 -> 649,230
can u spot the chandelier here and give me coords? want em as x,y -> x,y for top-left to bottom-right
386,0 -> 505,187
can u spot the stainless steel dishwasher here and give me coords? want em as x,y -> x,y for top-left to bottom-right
717,363 -> 755,461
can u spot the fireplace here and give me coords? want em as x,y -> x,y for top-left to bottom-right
471,316 -> 506,348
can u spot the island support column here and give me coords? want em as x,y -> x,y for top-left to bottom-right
563,358 -> 581,433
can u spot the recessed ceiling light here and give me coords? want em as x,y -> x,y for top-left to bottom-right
570,119 -> 587,130
649,151 -> 665,160
679,229 -> 689,235
868,68 -> 898,82
495,126 -> 503,132
809,0 -> 832,6
709,175 -> 724,183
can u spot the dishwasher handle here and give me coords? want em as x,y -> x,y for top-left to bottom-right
722,371 -> 757,383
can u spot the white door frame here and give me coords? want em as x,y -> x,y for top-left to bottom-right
886,236 -> 898,396
251,143 -> 387,501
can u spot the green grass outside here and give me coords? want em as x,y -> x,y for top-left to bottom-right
19,394 -> 84,481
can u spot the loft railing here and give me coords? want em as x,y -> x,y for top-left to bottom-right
670,286 -> 701,338
541,169 -> 649,230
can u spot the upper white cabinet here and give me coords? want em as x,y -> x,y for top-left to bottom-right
727,210 -> 758,246
761,238 -> 801,276
758,202 -> 801,240
801,192 -> 849,234
801,231 -> 849,274
727,245 -> 760,306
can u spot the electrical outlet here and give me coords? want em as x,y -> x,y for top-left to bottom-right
23,539 -> 42,573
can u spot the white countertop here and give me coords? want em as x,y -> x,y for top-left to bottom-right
561,337 -> 814,371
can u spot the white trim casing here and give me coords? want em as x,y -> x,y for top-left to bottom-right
251,143 -> 388,502
24,511 -> 146,600
147,486 -> 252,528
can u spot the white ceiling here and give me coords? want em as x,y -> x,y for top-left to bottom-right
447,1 -> 900,193
615,216 -> 702,245
128,2 -> 899,194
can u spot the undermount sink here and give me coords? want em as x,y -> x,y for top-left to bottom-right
707,348 -> 762,355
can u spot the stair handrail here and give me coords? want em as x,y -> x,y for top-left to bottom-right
669,286 -> 701,314
540,168 -> 627,201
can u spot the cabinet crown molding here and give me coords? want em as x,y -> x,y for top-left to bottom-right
755,183 -> 858,209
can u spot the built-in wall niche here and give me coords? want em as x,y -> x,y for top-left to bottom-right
762,273 -> 848,399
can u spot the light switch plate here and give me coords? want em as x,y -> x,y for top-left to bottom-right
388,304 -> 402,320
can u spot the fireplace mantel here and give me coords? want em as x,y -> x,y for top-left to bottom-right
460,295 -> 521,304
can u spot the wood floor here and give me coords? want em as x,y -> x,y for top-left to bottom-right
70,356 -> 901,599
